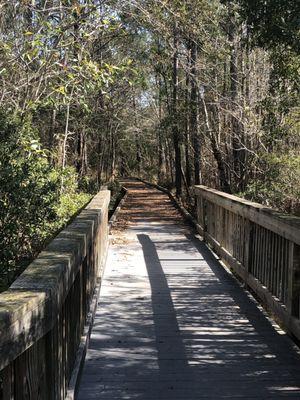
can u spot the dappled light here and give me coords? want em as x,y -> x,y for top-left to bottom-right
0,0 -> 299,397
77,181 -> 300,399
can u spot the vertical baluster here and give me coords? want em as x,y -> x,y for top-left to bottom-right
282,239 -> 288,305
45,318 -> 59,400
256,226 -> 262,282
267,230 -> 272,292
272,233 -> 276,297
287,243 -> 300,318
279,236 -> 284,302
256,225 -> 260,279
216,205 -> 220,244
196,195 -> 203,229
233,214 -> 237,260
261,227 -> 265,286
240,216 -> 243,263
238,216 -> 241,263
279,235 -> 284,299
219,206 -> 223,246
251,224 -> 258,277
244,219 -> 252,275
275,235 -> 280,300
212,203 -> 216,238
230,212 -> 234,258
222,207 -> 226,249
267,229 -> 271,288
273,233 -> 278,297
262,227 -> 267,287
1,365 -> 14,400
241,217 -> 243,264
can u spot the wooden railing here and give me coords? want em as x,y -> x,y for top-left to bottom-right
0,190 -> 110,400
194,186 -> 300,339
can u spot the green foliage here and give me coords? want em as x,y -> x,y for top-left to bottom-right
53,167 -> 91,228
237,0 -> 299,102
78,175 -> 99,195
235,0 -> 299,211
0,111 -> 91,291
237,0 -> 300,52
0,111 -> 59,287
242,153 -> 300,216
107,180 -> 122,195
0,0 -> 299,296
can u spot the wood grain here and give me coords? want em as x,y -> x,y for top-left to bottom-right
0,190 -> 110,400
195,185 -> 300,341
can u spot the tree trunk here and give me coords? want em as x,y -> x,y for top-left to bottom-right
48,108 -> 56,165
158,76 -> 166,182
97,133 -> 103,186
133,96 -> 142,176
202,96 -> 231,193
76,130 -> 82,174
228,9 -> 243,190
172,23 -> 182,197
185,40 -> 192,187
190,39 -> 201,185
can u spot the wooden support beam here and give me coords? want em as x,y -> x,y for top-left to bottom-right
194,184 -> 300,341
0,190 -> 110,400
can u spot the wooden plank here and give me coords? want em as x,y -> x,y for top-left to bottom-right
2,364 -> 14,400
0,190 -> 110,397
194,186 -> 300,244
243,220 -> 252,274
287,244 -> 300,318
77,180 -> 300,400
203,231 -> 300,341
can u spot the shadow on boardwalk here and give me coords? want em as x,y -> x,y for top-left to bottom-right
137,233 -> 300,399
77,180 -> 300,399
137,234 -> 190,374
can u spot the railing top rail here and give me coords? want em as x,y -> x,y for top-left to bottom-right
0,190 -> 110,372
194,185 -> 300,245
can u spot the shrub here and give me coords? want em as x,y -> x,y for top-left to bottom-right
0,111 -> 61,287
54,166 -> 91,228
242,153 -> 300,216
0,111 -> 91,290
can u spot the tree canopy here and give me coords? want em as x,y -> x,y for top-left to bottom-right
0,0 -> 299,288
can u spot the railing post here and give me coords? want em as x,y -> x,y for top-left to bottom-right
202,198 -> 207,239
195,192 -> 207,237
0,190 -> 110,400
244,221 -> 253,272
287,243 -> 300,318
195,193 -> 201,228
242,220 -> 254,289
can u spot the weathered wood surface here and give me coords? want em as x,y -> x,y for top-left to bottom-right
194,185 -> 300,341
78,180 -> 300,399
194,186 -> 300,245
0,190 -> 110,400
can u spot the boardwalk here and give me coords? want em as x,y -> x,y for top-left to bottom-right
77,180 -> 300,399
